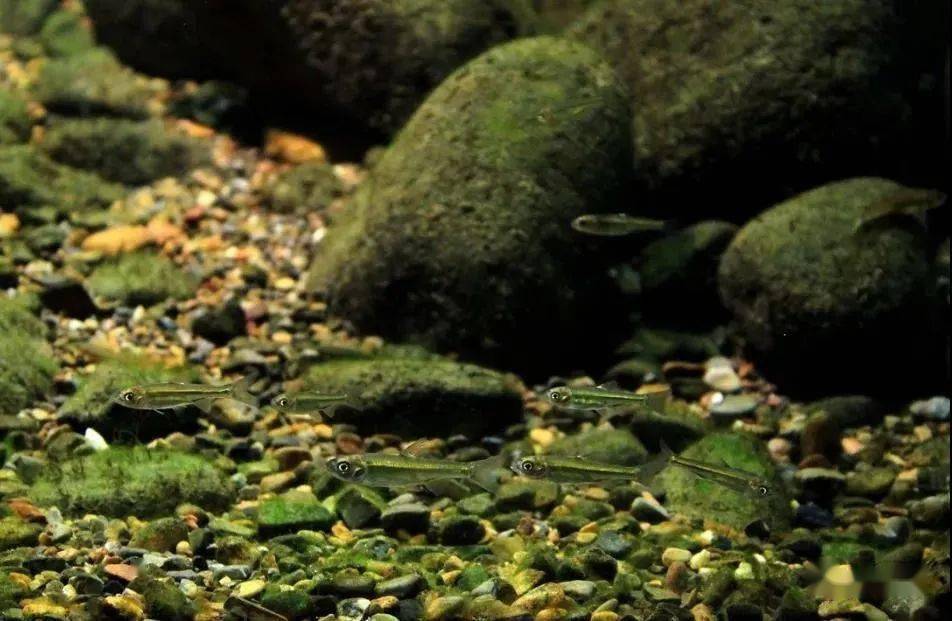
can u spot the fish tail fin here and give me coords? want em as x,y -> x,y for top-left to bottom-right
229,376 -> 256,407
468,453 -> 508,493
638,440 -> 674,483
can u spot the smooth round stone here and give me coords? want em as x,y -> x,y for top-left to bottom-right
559,580 -> 596,600
709,394 -> 759,421
380,503 -> 430,534
703,363 -> 742,393
630,498 -> 670,524
909,396 -> 950,421
374,574 -> 424,599
661,547 -> 691,567
235,579 -> 266,598
338,598 -> 371,621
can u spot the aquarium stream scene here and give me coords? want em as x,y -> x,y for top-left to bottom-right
0,1 -> 949,620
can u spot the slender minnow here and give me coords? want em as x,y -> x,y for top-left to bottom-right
544,384 -> 656,411
668,454 -> 771,497
510,445 -> 671,485
571,214 -> 666,237
325,452 -> 506,492
271,391 -> 354,416
113,377 -> 254,412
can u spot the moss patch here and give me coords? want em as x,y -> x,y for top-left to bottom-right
0,91 -> 31,145
33,47 -> 155,117
0,0 -> 57,35
41,118 -> 208,185
0,516 -> 42,550
86,252 -> 195,306
0,145 -> 124,222
299,355 -> 522,436
308,36 -> 632,377
257,490 -> 335,536
549,428 -> 647,466
29,446 -> 235,517
659,432 -> 790,530
264,161 -> 341,214
39,9 -> 95,57
0,334 -> 57,415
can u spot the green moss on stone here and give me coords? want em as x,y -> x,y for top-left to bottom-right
299,355 -> 522,436
549,428 -> 647,466
39,10 -> 95,57
259,584 -> 314,620
257,490 -> 335,536
0,0 -> 57,35
264,161 -> 341,214
42,118 -> 208,185
0,145 -> 124,221
129,575 -> 195,621
0,571 -> 27,609
308,36 -> 632,376
129,517 -> 189,552
570,0 -> 946,216
29,446 -> 235,517
0,91 -> 31,145
658,432 -> 790,530
33,47 -> 155,117
0,334 -> 57,415
0,516 -> 41,551
87,252 -> 195,306
718,178 -> 935,395
0,296 -> 44,338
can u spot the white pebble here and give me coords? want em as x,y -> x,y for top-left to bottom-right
689,549 -> 711,570
84,428 -> 109,451
734,562 -> 755,581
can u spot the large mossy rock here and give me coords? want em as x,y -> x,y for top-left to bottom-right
29,446 -> 235,517
659,432 -> 790,530
718,178 -> 936,396
569,0 -> 948,218
41,118 -> 208,186
84,0 -> 535,134
549,428 -> 647,466
0,299 -> 57,414
58,357 -> 199,441
0,145 -> 124,223
86,252 -> 195,306
0,91 -> 31,145
0,0 -> 58,36
299,355 -> 523,436
307,36 -> 632,377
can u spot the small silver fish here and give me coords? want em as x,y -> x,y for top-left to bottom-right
571,214 -> 666,236
325,452 -> 506,492
113,377 -> 254,413
510,444 -> 671,486
270,391 -> 354,416
544,383 -> 661,412
668,453 -> 771,497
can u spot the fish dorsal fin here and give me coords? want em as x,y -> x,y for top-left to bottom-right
402,438 -> 439,458
596,381 -> 621,391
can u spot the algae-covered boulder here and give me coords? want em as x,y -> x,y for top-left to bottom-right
570,0 -> 948,217
85,0 -> 534,134
29,446 -> 235,517
308,37 -> 632,376
86,252 -> 195,306
129,575 -> 195,621
0,91 -> 31,145
0,571 -> 27,610
58,357 -> 198,440
0,334 -> 57,415
41,118 -> 208,185
0,516 -> 41,550
264,161 -> 342,214
39,9 -> 96,57
549,428 -> 647,467
718,178 -> 936,396
0,0 -> 57,35
0,145 -> 124,222
282,0 -> 537,132
298,355 -> 523,436
257,489 -> 335,536
638,221 -> 737,326
33,47 -> 155,118
658,432 -> 790,530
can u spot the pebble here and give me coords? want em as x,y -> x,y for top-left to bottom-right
689,549 -> 710,570
661,547 -> 691,567
559,580 -> 595,600
703,362 -> 742,392
909,396 -> 950,421
709,394 -> 759,421
235,578 -> 266,598
733,562 -> 755,581
630,497 -> 670,523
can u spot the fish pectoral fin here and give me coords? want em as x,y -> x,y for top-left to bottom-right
193,398 -> 215,413
401,438 -> 439,458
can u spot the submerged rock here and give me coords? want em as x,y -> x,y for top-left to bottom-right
308,36 -> 632,377
659,432 -> 791,530
41,118 -> 209,185
0,323 -> 57,415
257,490 -> 335,536
0,145 -> 124,223
549,428 -> 647,466
86,252 -> 195,306
39,9 -> 96,57
718,178 -> 937,396
0,0 -> 57,36
0,90 -> 31,145
570,0 -> 947,217
33,47 -> 156,118
298,354 -> 522,436
57,356 -> 199,440
264,161 -> 342,214
28,446 -> 235,517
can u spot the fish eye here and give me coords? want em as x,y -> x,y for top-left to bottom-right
122,391 -> 136,402
521,460 -> 534,472
336,461 -> 351,474
277,397 -> 289,407
758,486 -> 768,497
549,390 -> 564,402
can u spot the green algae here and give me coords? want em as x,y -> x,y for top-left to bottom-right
0,333 -> 57,415
264,161 -> 341,214
257,490 -> 335,536
0,145 -> 124,221
549,428 -> 648,467
33,47 -> 155,117
308,36 -> 632,376
29,446 -> 235,517
86,252 -> 195,306
299,354 -> 522,436
0,0 -> 57,36
659,432 -> 791,530
41,117 -> 209,185
0,91 -> 31,145
39,9 -> 95,57
0,517 -> 41,551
